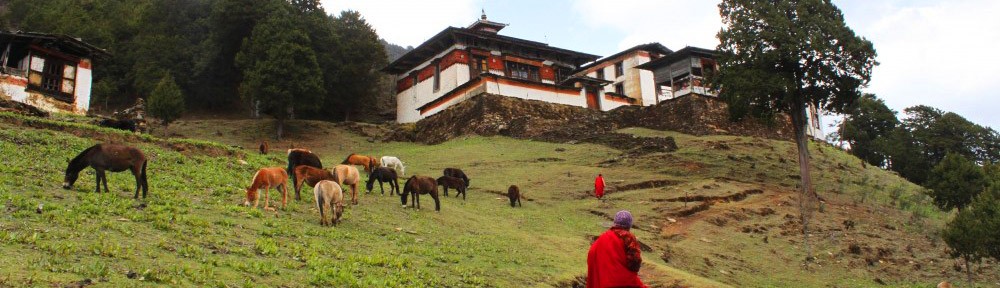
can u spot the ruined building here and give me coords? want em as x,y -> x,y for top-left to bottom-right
0,31 -> 108,115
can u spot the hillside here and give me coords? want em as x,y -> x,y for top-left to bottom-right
0,112 -> 997,287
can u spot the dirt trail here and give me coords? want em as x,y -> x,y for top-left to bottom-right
659,189 -> 775,237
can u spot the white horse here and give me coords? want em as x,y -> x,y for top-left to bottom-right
380,156 -> 405,177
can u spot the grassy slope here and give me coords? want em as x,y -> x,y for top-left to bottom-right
0,116 -> 995,287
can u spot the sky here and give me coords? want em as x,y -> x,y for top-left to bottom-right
321,0 -> 1000,130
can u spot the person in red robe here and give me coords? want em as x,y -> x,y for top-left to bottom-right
587,210 -> 645,288
594,174 -> 605,199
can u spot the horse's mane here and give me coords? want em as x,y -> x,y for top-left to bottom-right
68,144 -> 99,173
341,153 -> 357,164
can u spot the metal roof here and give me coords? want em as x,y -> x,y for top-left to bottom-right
0,31 -> 110,58
635,46 -> 717,70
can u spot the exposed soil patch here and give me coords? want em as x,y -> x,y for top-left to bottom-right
0,99 -> 49,117
657,189 -> 764,203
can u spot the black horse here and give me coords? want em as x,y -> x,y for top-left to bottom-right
436,175 -> 468,200
287,148 -> 322,200
98,119 -> 137,132
366,166 -> 399,196
63,143 -> 148,199
507,185 -> 522,207
443,168 -> 469,189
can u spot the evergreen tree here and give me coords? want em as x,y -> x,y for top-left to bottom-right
147,73 -> 186,127
942,186 -> 1000,284
926,152 -> 987,212
839,94 -> 899,167
331,10 -> 387,121
715,0 -> 877,259
236,6 -> 325,140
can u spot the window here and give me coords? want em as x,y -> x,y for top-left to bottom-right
433,63 -> 441,92
595,68 -> 604,80
505,61 -> 539,82
614,83 -> 624,95
555,67 -> 572,83
472,55 -> 488,75
27,53 -> 75,102
614,61 -> 624,78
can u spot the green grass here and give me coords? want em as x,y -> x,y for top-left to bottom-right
0,117 -> 994,287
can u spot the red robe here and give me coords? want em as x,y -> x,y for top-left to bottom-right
587,228 -> 645,288
594,175 -> 605,199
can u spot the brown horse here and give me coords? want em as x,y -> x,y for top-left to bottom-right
436,175 -> 468,200
313,180 -> 344,226
401,176 -> 440,211
443,168 -> 469,188
259,141 -> 269,154
507,185 -> 522,207
293,165 -> 337,199
63,143 -> 148,199
287,149 -> 322,200
245,167 -> 289,210
331,165 -> 361,205
341,153 -> 376,173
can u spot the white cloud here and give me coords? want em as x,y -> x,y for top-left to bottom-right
571,0 -> 722,51
320,0 -> 482,47
854,1 -> 1000,128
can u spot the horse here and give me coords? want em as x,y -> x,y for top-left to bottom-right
401,176 -> 440,211
436,175 -> 468,200
293,165 -> 336,200
287,148 -> 322,200
366,167 -> 399,196
443,168 -> 469,188
507,185 -> 522,207
97,119 -> 137,133
245,167 -> 288,210
63,143 -> 148,199
331,165 -> 361,205
381,156 -> 405,177
259,141 -> 269,154
341,153 -> 376,173
313,180 -> 344,226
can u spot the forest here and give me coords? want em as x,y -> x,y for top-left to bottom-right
0,0 -> 406,124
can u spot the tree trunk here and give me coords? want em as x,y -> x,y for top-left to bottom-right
965,256 -> 972,285
791,102 -> 818,261
276,118 -> 284,141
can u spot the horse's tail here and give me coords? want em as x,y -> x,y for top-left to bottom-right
140,159 -> 148,197
316,189 -> 325,220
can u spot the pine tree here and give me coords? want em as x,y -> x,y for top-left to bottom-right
943,186 -> 1000,284
330,10 -> 387,121
235,6 -> 325,140
926,152 -> 986,212
147,73 -> 185,127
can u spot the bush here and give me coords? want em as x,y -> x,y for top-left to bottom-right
147,74 -> 185,127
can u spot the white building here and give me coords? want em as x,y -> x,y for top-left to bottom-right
0,31 -> 108,115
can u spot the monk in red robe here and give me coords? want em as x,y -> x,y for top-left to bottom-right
594,174 -> 605,199
587,210 -> 645,288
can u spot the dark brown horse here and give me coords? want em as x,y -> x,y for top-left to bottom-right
366,166 -> 399,196
259,141 -> 269,154
443,168 -> 469,188
507,185 -> 522,207
401,176 -> 440,211
63,143 -> 148,199
436,175 -> 467,200
293,165 -> 336,199
287,148 -> 322,200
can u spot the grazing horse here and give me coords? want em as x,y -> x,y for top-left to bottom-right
97,119 -> 137,133
436,175 -> 468,200
443,168 -> 469,188
245,167 -> 288,210
313,180 -> 344,226
258,141 -> 269,154
341,153 -> 376,173
331,165 -> 361,205
366,167 -> 399,196
287,149 -> 322,200
381,156 -> 405,177
293,165 -> 336,199
401,176 -> 440,211
63,143 -> 148,199
507,185 -> 522,207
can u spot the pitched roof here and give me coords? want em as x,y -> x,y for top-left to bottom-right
383,27 -> 599,74
0,31 -> 110,58
574,43 -> 673,72
635,46 -> 717,70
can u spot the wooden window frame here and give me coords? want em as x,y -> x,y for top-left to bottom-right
27,52 -> 76,103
